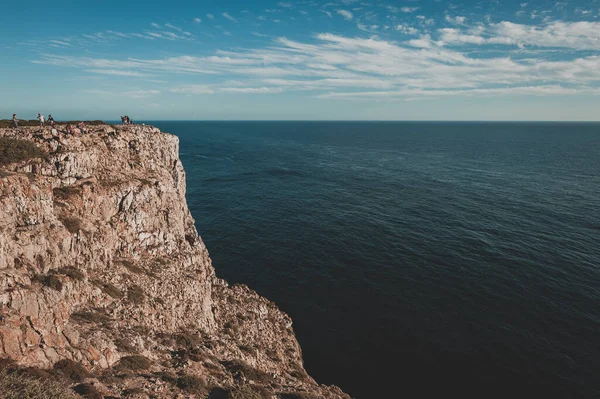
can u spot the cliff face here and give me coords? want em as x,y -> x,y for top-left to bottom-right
0,125 -> 349,399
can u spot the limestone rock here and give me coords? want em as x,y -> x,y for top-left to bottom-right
0,124 -> 350,398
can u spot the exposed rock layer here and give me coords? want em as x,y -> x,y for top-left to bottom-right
0,125 -> 349,398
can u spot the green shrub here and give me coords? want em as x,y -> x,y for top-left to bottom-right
32,274 -> 63,291
0,137 -> 46,165
176,374 -> 206,393
116,355 -> 151,371
0,369 -> 79,399
53,359 -> 89,382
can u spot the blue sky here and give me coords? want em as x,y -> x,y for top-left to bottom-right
2,0 -> 600,120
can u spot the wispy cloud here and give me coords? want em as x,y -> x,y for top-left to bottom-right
439,21 -> 600,50
165,23 -> 184,32
207,13 -> 215,20
222,12 -> 238,23
86,89 -> 161,98
86,69 -> 152,77
33,27 -> 600,101
194,17 -> 202,23
336,10 -> 353,20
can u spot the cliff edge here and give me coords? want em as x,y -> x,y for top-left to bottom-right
0,124 -> 349,399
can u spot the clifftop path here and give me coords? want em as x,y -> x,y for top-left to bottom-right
0,124 -> 349,399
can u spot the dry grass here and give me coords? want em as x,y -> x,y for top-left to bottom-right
56,267 -> 85,281
32,274 -> 63,291
221,361 -> 272,385
52,186 -> 81,201
114,337 -> 137,353
126,285 -> 145,304
92,279 -> 123,299
53,359 -> 89,383
278,393 -> 320,399
72,382 -> 103,399
116,355 -> 152,371
118,259 -> 145,274
122,387 -> 145,396
0,137 -> 46,166
229,385 -> 271,399
70,309 -> 111,325
58,216 -> 84,234
176,374 -> 206,394
0,368 -> 79,399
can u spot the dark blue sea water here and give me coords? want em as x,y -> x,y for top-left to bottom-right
151,121 -> 600,399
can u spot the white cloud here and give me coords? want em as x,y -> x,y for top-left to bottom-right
222,12 -> 238,23
416,15 -> 435,26
33,28 -> 600,100
165,23 -> 184,32
151,22 -> 161,28
86,69 -> 151,77
49,40 -> 72,47
170,85 -> 215,94
86,89 -> 161,98
439,21 -> 600,50
396,25 -> 419,35
317,85 -> 597,100
207,13 -> 215,20
445,15 -> 466,24
220,87 -> 283,93
336,9 -> 353,20
406,34 -> 435,48
194,17 -> 202,24
401,7 -> 419,13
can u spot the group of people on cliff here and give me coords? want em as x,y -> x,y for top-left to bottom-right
10,113 -> 87,136
121,115 -> 134,125
11,113 -> 55,129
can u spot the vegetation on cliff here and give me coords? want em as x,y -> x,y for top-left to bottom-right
0,137 -> 46,165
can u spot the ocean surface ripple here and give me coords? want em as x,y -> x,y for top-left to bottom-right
153,121 -> 600,399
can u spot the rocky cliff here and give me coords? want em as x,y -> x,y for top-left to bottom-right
0,124 -> 349,399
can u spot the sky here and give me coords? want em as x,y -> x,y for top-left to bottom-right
1,0 -> 600,120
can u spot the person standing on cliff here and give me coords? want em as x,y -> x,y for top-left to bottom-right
37,113 -> 45,131
12,114 -> 18,128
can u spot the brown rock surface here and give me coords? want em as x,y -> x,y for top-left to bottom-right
0,124 -> 350,398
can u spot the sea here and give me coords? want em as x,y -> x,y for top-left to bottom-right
150,121 -> 600,399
